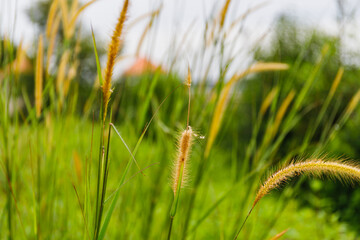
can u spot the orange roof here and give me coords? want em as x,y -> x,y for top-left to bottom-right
123,58 -> 163,76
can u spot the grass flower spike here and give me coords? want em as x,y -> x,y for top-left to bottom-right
102,0 -> 129,121
35,35 -> 44,118
172,126 -> 193,195
168,66 -> 194,240
234,159 -> 360,239
253,159 -> 360,208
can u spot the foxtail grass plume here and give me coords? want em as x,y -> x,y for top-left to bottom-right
168,66 -> 194,239
46,13 -> 61,75
68,0 -> 98,37
253,159 -> 360,208
102,0 -> 129,122
35,35 -> 44,118
135,9 -> 161,57
64,60 -> 79,96
13,40 -> 27,82
329,67 -> 344,97
59,0 -> 97,39
259,87 -> 278,116
235,159 -> 360,239
205,62 -> 289,158
59,0 -> 69,37
219,0 -> 231,29
56,50 -> 70,94
172,127 -> 193,194
46,0 -> 59,38
267,90 -> 295,141
344,89 -> 360,117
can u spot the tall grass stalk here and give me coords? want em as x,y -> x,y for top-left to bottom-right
102,0 -> 128,122
92,1 -> 129,239
168,67 -> 193,240
182,63 -> 289,239
35,35 -> 44,118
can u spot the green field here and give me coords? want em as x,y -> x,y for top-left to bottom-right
1,0 -> 360,239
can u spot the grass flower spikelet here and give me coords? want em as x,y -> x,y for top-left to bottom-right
172,127 -> 193,194
253,159 -> 360,208
102,0 -> 129,121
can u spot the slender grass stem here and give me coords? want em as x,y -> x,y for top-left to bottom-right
95,124 -> 112,240
233,208 -> 253,240
167,217 -> 174,240
93,90 -> 104,239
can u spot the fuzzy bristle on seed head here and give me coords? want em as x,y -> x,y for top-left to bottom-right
172,127 -> 193,195
102,0 -> 129,122
253,159 -> 360,208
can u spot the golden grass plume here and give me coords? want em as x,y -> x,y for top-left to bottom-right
205,62 -> 289,158
59,0 -> 97,39
219,0 -> 231,29
46,0 -> 59,38
268,90 -> 295,140
64,60 -> 79,96
13,40 -> 28,82
344,89 -> 360,117
68,0 -> 98,37
253,159 -> 360,208
35,35 -> 44,118
56,50 -> 70,94
135,7 -> 161,57
329,67 -> 344,97
259,87 -> 278,116
102,0 -> 129,122
59,0 -> 69,37
46,13 -> 61,75
172,127 -> 193,195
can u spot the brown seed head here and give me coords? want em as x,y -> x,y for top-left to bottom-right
35,35 -> 44,118
172,127 -> 193,194
253,159 -> 360,208
102,0 -> 129,122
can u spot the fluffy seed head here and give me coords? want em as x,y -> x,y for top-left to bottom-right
102,0 -> 129,122
253,159 -> 360,208
35,35 -> 44,118
172,127 -> 193,194
46,0 -> 59,38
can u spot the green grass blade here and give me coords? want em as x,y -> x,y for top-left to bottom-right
91,26 -> 103,86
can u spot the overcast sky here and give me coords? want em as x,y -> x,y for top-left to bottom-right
1,0 -> 360,78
